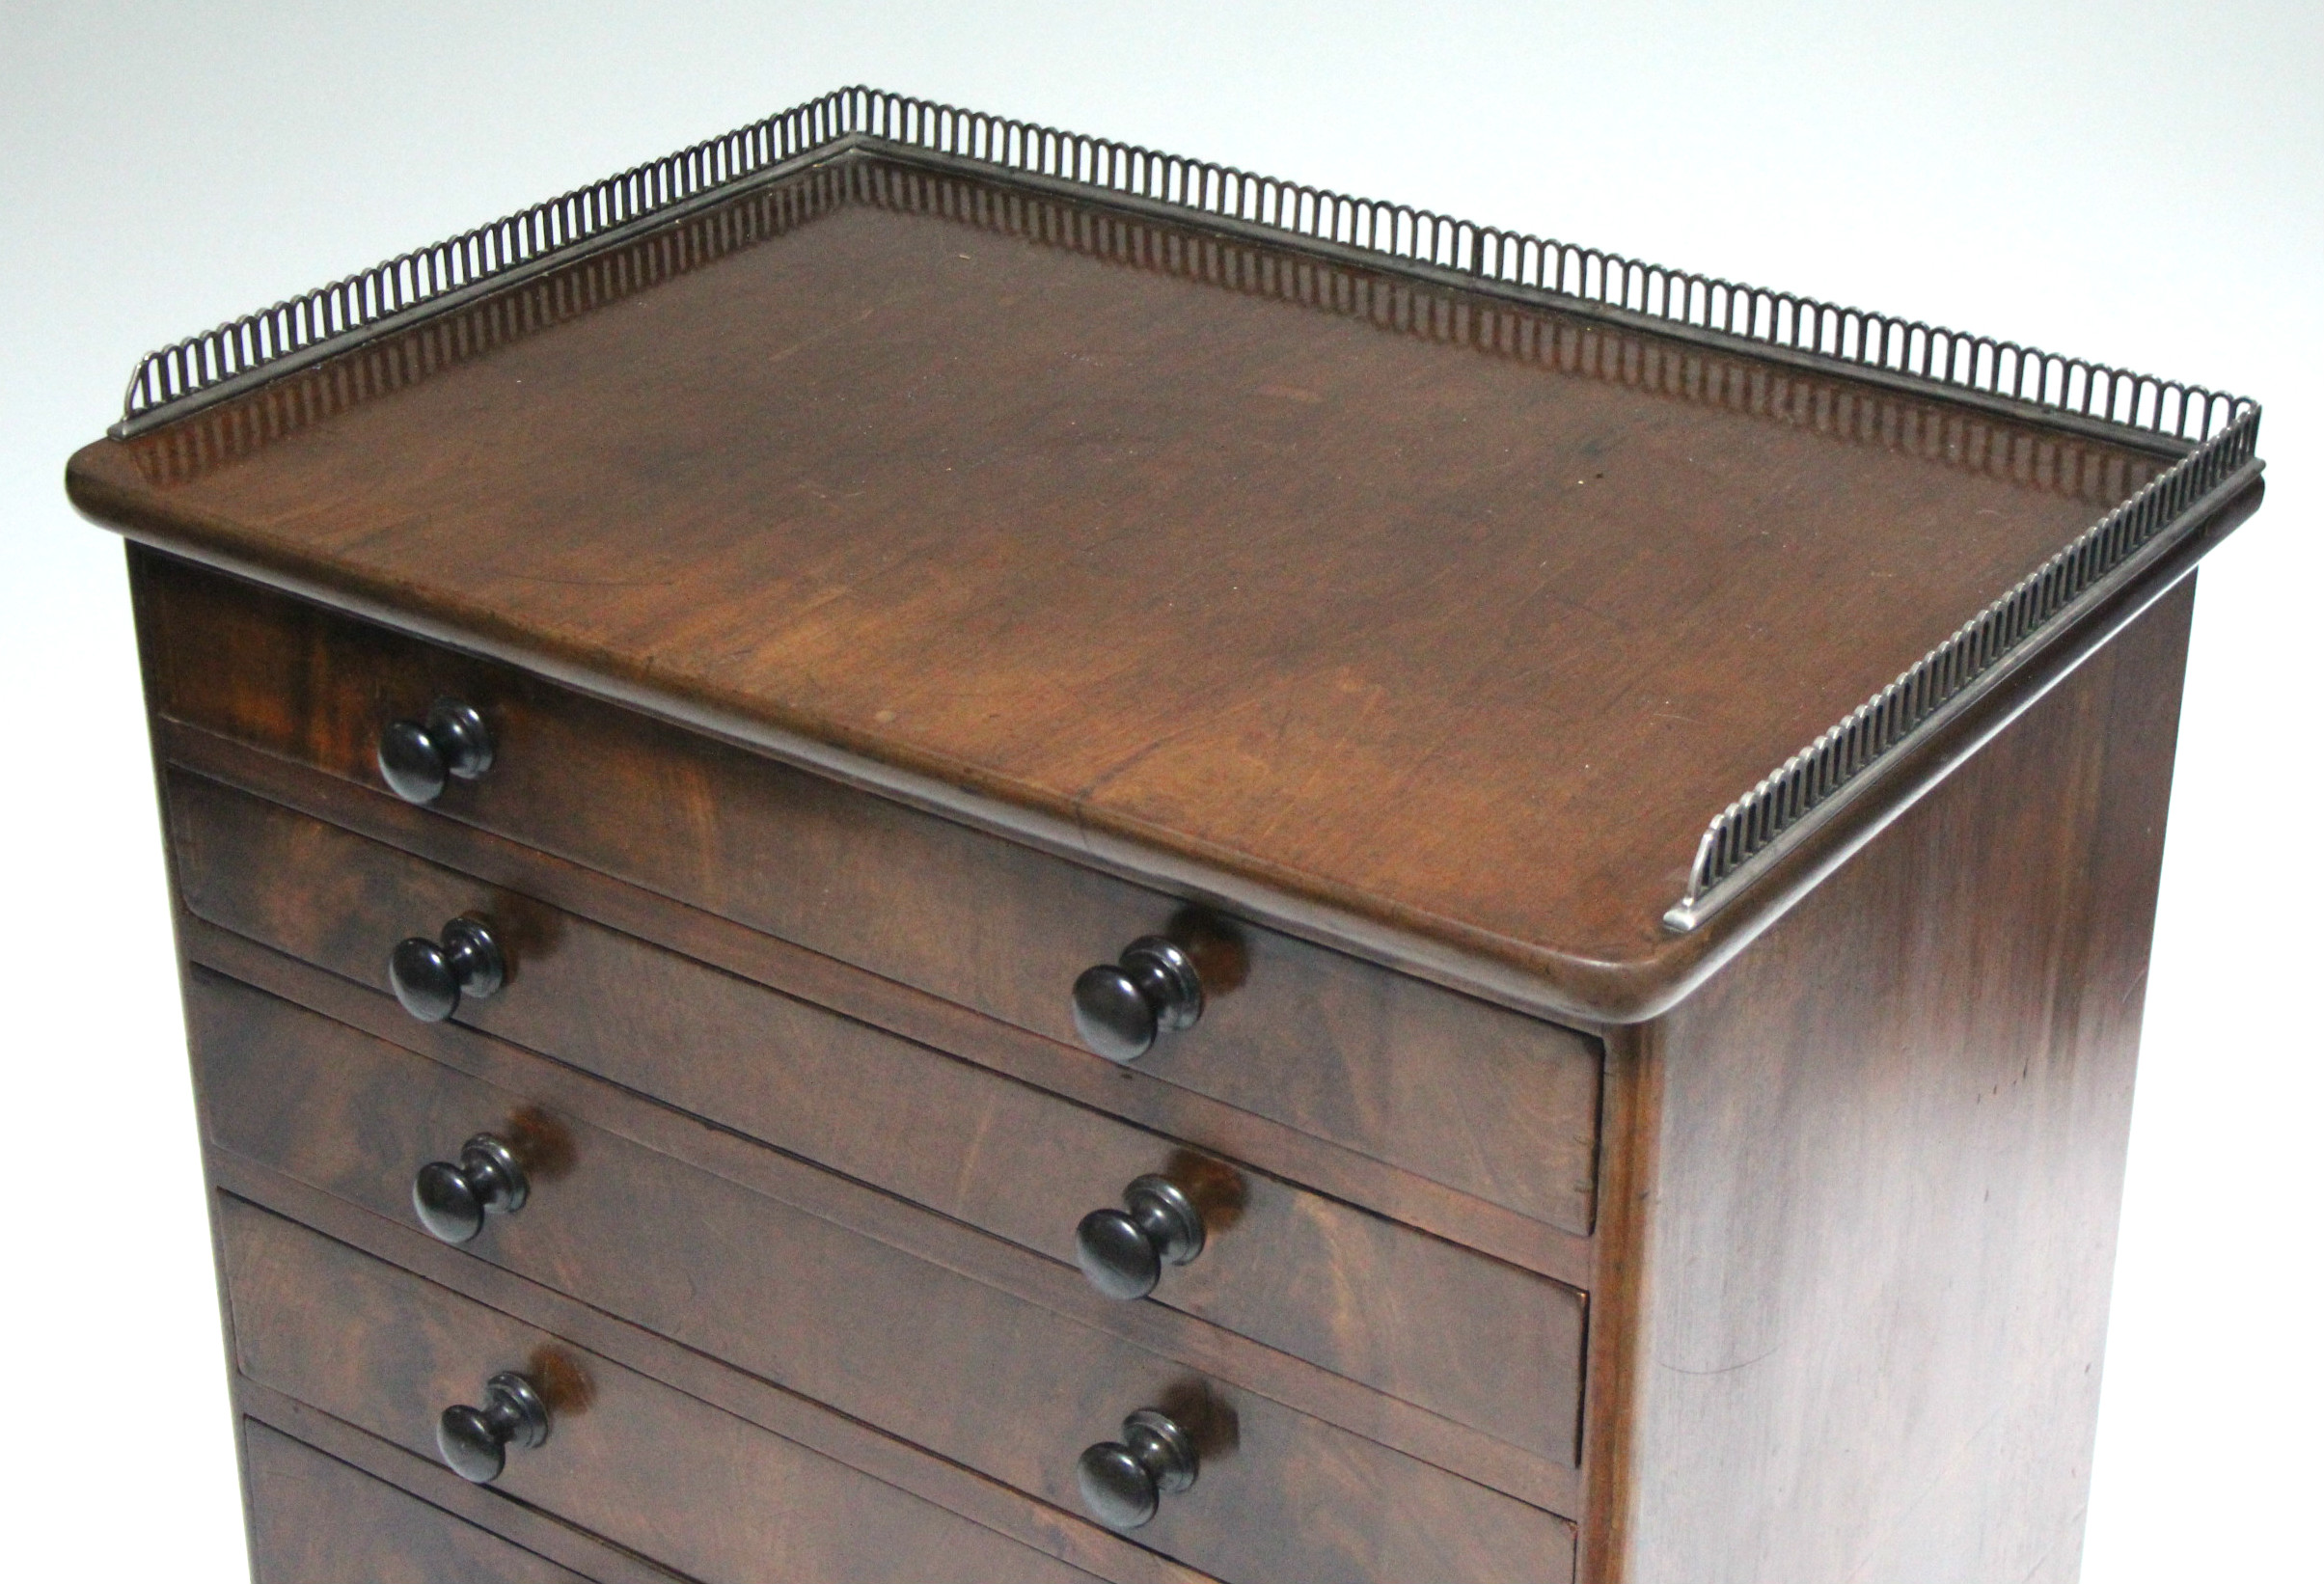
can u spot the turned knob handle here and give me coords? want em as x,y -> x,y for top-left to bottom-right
388,917 -> 506,1023
1069,937 -> 1202,1063
436,1371 -> 550,1485
1077,1408 -> 1197,1531
378,698 -> 494,806
1075,1176 -> 1205,1299
412,1133 -> 529,1244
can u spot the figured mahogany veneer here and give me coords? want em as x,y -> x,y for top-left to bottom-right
1601,582 -> 2198,1581
189,967 -> 1582,1580
222,1199 -> 1123,1584
168,771 -> 1588,1469
243,1423 -> 622,1584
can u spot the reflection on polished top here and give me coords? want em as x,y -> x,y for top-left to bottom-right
68,155 -> 2176,977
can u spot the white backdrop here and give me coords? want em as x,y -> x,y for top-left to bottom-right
3,5 -> 2314,1579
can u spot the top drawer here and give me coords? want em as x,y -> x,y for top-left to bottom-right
135,551 -> 1602,1234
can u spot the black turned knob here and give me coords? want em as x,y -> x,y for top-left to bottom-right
413,1133 -> 529,1244
1070,937 -> 1203,1063
388,917 -> 506,1023
1077,1408 -> 1197,1531
1075,1176 -> 1205,1300
378,699 -> 494,806
436,1371 -> 550,1485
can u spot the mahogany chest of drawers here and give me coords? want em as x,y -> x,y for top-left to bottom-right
68,89 -> 2265,1584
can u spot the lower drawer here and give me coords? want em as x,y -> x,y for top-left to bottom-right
196,970 -> 1576,1584
245,1420 -> 611,1584
223,1197 -> 1109,1584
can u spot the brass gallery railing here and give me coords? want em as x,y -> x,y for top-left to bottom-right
110,84 -> 2264,929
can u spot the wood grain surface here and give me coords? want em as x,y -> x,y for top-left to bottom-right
219,1157 -> 1220,1584
244,1420 -> 614,1584
1603,583 -> 2197,1584
193,971 -> 1580,1575
240,1388 -> 705,1584
163,713 -> 1597,1286
138,551 -> 1606,1233
189,923 -> 1581,1514
185,961 -> 1587,1531
70,154 -> 2163,970
221,1195 -> 1118,1584
168,770 -> 1587,1464
221,1194 -> 1573,1584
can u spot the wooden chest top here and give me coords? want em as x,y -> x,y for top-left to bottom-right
67,127 -> 2250,1009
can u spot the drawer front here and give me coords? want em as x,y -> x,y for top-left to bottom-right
221,1197 -> 1108,1584
167,769 -> 1587,1465
139,551 -> 1602,1235
197,975 -> 1577,1584
245,1421 -> 611,1584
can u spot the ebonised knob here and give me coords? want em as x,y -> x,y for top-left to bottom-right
1070,937 -> 1203,1063
413,1133 -> 529,1244
388,917 -> 506,1023
436,1371 -> 550,1485
1077,1408 -> 1197,1531
1075,1176 -> 1205,1299
378,699 -> 494,806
